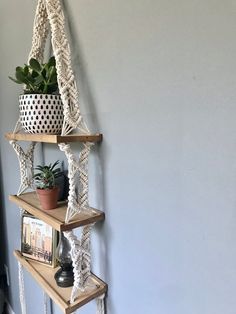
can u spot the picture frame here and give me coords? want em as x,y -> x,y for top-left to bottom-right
21,213 -> 58,267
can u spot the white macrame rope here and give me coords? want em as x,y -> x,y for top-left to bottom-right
96,294 -> 105,314
12,141 -> 36,314
43,292 -> 48,314
44,0 -> 89,135
28,0 -> 49,62
18,262 -> 26,314
13,119 -> 23,134
64,225 -> 93,303
10,141 -> 36,195
80,225 -> 92,284
65,231 -> 84,303
58,142 -> 92,223
78,143 -> 93,209
59,141 -> 96,307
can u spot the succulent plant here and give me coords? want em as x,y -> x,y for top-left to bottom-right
9,56 -> 59,94
34,160 -> 62,190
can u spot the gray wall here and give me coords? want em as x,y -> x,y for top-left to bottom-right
1,0 -> 236,313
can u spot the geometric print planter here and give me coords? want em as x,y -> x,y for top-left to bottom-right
19,94 -> 63,134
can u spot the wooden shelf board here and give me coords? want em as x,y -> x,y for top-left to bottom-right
14,250 -> 107,314
9,192 -> 105,231
5,132 -> 102,143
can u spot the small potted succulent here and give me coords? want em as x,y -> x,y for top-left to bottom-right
9,56 -> 63,134
34,160 -> 62,210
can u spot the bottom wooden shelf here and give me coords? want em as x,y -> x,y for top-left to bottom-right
14,250 -> 107,314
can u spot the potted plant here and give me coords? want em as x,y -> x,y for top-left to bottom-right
34,160 -> 62,210
9,56 -> 63,134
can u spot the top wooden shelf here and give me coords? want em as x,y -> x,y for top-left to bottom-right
5,132 -> 103,143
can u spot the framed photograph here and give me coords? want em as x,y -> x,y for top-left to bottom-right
21,213 -> 58,267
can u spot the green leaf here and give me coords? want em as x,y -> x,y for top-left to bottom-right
41,68 -> 46,79
15,71 -> 28,84
51,160 -> 60,170
26,75 -> 35,84
34,76 -> 44,85
23,65 -> 29,76
31,70 -> 38,78
8,76 -> 21,84
35,165 -> 45,171
29,58 -> 41,72
16,66 -> 24,73
48,56 -> 56,67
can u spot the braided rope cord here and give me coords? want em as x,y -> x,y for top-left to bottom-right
44,0 -> 89,135
96,294 -> 105,314
10,141 -> 36,195
13,119 -> 23,134
64,231 -> 84,303
78,143 -> 93,209
18,260 -> 26,314
43,292 -> 48,314
18,262 -> 26,314
11,141 -> 36,313
64,225 -> 92,304
80,225 -> 92,284
58,143 -> 92,222
59,142 -> 94,304
28,0 -> 49,62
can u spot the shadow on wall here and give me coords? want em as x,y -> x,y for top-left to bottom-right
61,1 -> 114,312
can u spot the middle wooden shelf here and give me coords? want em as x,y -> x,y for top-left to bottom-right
9,192 -> 105,231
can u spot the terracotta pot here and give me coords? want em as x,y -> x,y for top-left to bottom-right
36,187 -> 59,210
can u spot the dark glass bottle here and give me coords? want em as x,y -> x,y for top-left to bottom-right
54,232 -> 74,287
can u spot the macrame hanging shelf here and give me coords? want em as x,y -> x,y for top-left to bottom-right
5,0 -> 107,313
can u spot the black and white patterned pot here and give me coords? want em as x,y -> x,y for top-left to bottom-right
19,94 -> 64,134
